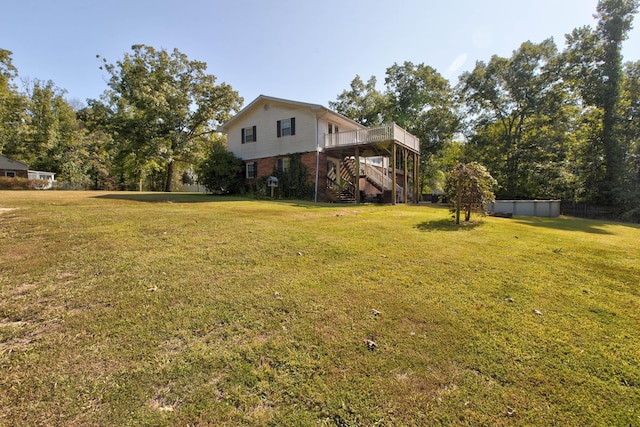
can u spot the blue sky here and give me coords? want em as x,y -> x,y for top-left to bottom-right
2,0 -> 639,108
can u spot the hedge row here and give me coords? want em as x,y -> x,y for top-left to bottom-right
0,177 -> 50,190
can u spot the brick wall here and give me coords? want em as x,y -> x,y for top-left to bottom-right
0,169 -> 29,178
244,151 -> 329,201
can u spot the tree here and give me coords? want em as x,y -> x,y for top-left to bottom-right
0,49 -> 27,155
2,79 -> 91,183
564,0 -> 639,205
445,162 -> 497,224
196,136 -> 243,194
98,45 -> 243,191
620,61 -> 640,218
457,39 -> 570,199
384,62 -> 459,157
329,75 -> 385,126
332,62 -> 460,195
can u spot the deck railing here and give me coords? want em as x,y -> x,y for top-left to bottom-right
362,162 -> 403,193
324,123 -> 419,152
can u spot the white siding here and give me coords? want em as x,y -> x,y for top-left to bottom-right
224,98 -> 364,160
226,102 -> 318,160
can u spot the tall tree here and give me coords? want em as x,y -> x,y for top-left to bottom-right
457,39 -> 571,198
0,49 -> 27,155
332,63 -> 459,195
384,61 -> 459,158
564,0 -> 639,204
98,45 -> 243,191
620,61 -> 640,215
329,75 -> 385,126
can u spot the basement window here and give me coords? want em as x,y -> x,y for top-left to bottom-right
246,162 -> 257,179
277,158 -> 290,173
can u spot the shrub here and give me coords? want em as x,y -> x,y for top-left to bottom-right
196,144 -> 244,194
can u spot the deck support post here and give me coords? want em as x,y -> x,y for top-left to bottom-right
354,147 -> 360,203
403,148 -> 408,203
414,152 -> 420,203
392,143 -> 397,205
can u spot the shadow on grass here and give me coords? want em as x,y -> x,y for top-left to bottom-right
511,216 -> 619,235
92,192 -> 245,204
91,192 -> 340,209
416,218 -> 482,231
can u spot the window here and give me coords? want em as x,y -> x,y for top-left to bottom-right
277,117 -> 295,137
5,171 -> 16,178
277,158 -> 290,173
246,161 -> 257,179
241,126 -> 257,143
328,123 -> 339,134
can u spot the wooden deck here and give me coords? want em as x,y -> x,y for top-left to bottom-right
323,123 -> 419,155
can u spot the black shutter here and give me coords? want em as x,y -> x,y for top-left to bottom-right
277,120 -> 281,137
252,125 -> 257,142
290,117 -> 295,135
254,162 -> 258,178
241,128 -> 245,144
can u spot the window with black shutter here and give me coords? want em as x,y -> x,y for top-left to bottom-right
242,126 -> 256,143
246,161 -> 258,179
277,117 -> 295,137
277,158 -> 290,173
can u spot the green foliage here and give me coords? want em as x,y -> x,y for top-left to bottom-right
329,75 -> 385,127
270,153 -> 314,200
445,162 -> 497,224
332,62 -> 460,196
564,0 -> 639,205
97,44 -> 243,191
457,39 -> 570,199
0,177 -> 49,190
196,138 -> 243,194
0,49 -> 27,156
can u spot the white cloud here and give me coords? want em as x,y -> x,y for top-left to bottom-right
448,53 -> 468,75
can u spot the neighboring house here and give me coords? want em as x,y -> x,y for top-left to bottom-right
0,154 -> 56,189
217,95 -> 420,203
27,170 -> 56,189
0,154 -> 29,178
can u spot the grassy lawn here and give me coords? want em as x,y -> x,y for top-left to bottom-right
1,191 -> 639,426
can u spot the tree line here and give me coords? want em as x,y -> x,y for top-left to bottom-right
0,45 -> 243,191
0,0 -> 638,219
332,0 -> 639,220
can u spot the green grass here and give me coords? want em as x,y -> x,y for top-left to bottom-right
1,191 -> 639,426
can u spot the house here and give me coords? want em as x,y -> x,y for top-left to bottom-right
0,154 -> 56,189
27,170 -> 56,189
217,95 -> 420,203
0,154 -> 29,178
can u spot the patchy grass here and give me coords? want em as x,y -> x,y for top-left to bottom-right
0,191 -> 639,426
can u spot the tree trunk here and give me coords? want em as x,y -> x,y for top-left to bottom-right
165,160 -> 174,192
455,187 -> 462,224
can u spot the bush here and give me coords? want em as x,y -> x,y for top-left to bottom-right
0,177 -> 49,190
269,153 -> 314,200
196,144 -> 244,194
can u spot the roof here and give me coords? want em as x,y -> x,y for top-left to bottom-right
217,94 -> 364,133
0,154 -> 29,169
